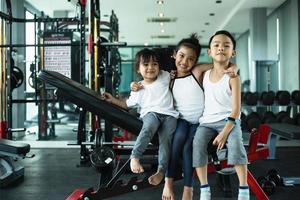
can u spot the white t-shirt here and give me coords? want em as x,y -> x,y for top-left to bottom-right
126,70 -> 179,118
172,73 -> 204,124
199,69 -> 232,124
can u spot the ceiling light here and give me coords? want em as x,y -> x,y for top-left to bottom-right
147,17 -> 177,22
159,13 -> 164,17
216,0 -> 222,3
209,13 -> 215,16
151,35 -> 175,39
161,29 -> 165,33
156,0 -> 164,4
160,22 -> 164,26
144,42 -> 149,46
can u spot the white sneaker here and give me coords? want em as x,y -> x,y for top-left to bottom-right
200,187 -> 211,200
238,188 -> 250,200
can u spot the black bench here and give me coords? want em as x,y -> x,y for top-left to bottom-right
268,123 -> 300,159
0,139 -> 30,187
38,70 -> 271,200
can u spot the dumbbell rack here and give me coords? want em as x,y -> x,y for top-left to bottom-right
241,90 -> 300,131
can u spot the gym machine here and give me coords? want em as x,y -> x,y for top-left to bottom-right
39,70 -> 272,200
0,139 -> 33,187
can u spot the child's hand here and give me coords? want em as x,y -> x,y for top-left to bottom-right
224,63 -> 239,78
102,92 -> 114,103
170,70 -> 177,79
212,132 -> 228,150
130,82 -> 143,91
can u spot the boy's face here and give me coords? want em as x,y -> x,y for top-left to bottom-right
137,56 -> 160,82
173,46 -> 197,75
208,34 -> 236,63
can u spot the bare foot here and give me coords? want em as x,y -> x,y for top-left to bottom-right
162,178 -> 174,200
182,186 -> 193,200
148,171 -> 164,185
130,158 -> 144,173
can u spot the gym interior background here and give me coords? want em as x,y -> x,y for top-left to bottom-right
0,0 -> 300,199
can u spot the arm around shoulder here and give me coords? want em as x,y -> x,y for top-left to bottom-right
191,63 -> 213,82
192,63 -> 213,74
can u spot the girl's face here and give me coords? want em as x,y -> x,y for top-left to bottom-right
208,34 -> 236,63
137,56 -> 160,83
173,46 -> 197,75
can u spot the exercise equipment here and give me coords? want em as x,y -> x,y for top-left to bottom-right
38,70 -> 142,135
243,91 -> 259,106
11,67 -> 24,90
257,176 -> 276,195
291,90 -> 300,105
240,112 -> 247,130
268,123 -> 300,159
263,168 -> 300,188
38,71 -> 271,200
266,169 -> 283,186
260,91 -> 275,105
90,146 -> 116,172
276,111 -> 294,124
207,137 -> 235,197
262,111 -> 276,124
257,169 -> 282,195
294,113 -> 300,126
0,139 -> 32,187
245,112 -> 261,131
276,90 -> 290,105
205,124 -> 271,200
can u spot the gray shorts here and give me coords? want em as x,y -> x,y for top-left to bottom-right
193,120 -> 248,167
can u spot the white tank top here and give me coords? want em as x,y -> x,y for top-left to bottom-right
172,73 -> 204,124
199,69 -> 232,124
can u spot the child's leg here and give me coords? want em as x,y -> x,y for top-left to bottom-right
193,126 -> 217,184
224,122 -> 249,200
162,177 -> 174,200
181,123 -> 198,200
149,115 -> 177,185
235,164 -> 249,200
166,119 -> 189,178
235,164 -> 248,186
182,186 -> 193,200
163,119 -> 189,199
193,126 -> 217,200
131,112 -> 161,173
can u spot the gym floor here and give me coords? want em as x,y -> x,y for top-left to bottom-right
1,146 -> 300,200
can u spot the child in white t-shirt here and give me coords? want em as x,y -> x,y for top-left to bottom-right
102,48 -> 178,186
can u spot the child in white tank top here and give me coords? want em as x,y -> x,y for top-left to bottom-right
193,30 -> 249,200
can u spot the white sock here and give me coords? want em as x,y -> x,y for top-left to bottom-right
200,184 -> 211,200
238,186 -> 250,200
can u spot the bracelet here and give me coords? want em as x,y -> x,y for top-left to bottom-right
225,117 -> 237,125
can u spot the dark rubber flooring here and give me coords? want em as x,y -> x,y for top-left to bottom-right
1,147 -> 300,200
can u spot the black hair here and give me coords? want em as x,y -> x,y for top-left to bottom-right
134,48 -> 160,72
175,33 -> 202,60
208,30 -> 236,50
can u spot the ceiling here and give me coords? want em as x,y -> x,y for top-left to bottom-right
25,0 -> 287,46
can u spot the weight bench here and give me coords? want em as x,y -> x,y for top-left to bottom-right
38,70 -> 271,200
0,139 -> 31,187
206,124 -> 271,200
268,123 -> 300,159
267,123 -> 300,187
